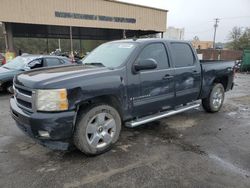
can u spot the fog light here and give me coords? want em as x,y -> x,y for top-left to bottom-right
38,131 -> 50,138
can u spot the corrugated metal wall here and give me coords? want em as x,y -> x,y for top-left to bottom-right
0,0 -> 167,32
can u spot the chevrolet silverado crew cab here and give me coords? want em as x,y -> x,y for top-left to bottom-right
10,39 -> 235,155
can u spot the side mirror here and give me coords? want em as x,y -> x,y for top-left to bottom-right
134,59 -> 157,71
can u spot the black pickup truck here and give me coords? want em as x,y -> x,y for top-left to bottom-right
10,39 -> 235,155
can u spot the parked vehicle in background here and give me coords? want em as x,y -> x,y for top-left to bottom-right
0,53 -> 5,65
234,60 -> 242,72
50,49 -> 83,64
74,58 -> 83,64
0,55 -> 72,93
10,39 -> 235,155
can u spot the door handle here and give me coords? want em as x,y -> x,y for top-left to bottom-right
192,70 -> 197,73
163,74 -> 173,80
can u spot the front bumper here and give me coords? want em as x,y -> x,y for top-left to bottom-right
10,97 -> 76,150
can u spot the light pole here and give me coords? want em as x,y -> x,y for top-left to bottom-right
213,18 -> 219,49
70,26 -> 73,54
58,39 -> 61,51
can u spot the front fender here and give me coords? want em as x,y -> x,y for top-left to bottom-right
68,75 -> 126,111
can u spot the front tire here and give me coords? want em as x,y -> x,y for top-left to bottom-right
202,83 -> 225,113
73,104 -> 121,155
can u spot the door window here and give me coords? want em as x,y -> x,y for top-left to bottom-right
170,43 -> 195,67
44,58 -> 62,67
28,59 -> 42,69
137,43 -> 169,69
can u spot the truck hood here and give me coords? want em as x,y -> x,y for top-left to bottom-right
14,65 -> 112,88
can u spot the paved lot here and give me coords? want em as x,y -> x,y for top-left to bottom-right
0,73 -> 250,188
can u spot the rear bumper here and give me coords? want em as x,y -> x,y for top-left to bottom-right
231,82 -> 234,90
10,97 -> 76,150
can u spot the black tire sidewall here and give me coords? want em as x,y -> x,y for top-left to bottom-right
74,104 -> 121,155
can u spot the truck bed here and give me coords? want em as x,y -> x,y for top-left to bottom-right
200,60 -> 235,99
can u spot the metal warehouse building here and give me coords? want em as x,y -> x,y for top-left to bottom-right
0,0 -> 167,52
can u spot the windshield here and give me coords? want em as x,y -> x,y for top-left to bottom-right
82,42 -> 137,68
2,56 -> 36,70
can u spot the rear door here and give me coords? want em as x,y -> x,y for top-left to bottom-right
132,42 -> 175,116
169,42 -> 201,105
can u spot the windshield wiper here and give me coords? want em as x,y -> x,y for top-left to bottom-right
84,62 -> 105,67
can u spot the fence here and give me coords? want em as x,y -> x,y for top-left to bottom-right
197,49 -> 243,60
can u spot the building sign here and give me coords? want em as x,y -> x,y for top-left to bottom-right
55,11 -> 136,24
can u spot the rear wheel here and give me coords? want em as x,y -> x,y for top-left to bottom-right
202,83 -> 225,113
74,104 -> 121,155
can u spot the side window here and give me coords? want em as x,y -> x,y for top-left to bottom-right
170,43 -> 195,67
44,58 -> 62,67
137,43 -> 169,69
28,59 -> 42,69
59,59 -> 65,64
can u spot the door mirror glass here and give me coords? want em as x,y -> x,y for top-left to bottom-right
134,59 -> 157,71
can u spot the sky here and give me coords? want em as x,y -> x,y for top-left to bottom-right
118,0 -> 250,42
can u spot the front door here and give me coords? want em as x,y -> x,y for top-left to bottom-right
132,43 -> 175,117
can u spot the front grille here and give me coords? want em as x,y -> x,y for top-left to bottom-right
14,83 -> 34,112
16,87 -> 32,96
16,98 -> 32,109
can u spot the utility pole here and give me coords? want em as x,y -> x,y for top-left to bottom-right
213,18 -> 219,49
2,23 -> 8,51
122,30 -> 126,39
58,39 -> 61,51
69,26 -> 73,57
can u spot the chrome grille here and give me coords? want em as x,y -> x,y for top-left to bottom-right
13,84 -> 34,112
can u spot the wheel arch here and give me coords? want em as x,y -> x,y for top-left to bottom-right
212,76 -> 228,91
2,80 -> 13,90
76,95 -> 124,122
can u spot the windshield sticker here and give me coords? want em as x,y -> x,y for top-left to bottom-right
118,44 -> 134,48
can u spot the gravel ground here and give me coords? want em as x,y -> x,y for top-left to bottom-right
0,73 -> 250,188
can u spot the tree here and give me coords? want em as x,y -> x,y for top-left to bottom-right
227,27 -> 250,50
238,28 -> 250,50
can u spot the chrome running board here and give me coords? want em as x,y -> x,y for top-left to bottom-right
125,103 -> 200,128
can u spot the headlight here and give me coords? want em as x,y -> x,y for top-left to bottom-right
36,89 -> 68,111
